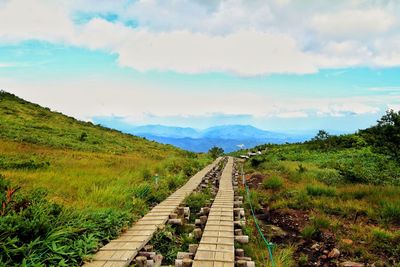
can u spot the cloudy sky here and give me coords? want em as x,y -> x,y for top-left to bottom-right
1,0 -> 400,132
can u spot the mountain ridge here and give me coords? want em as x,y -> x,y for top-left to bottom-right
114,123 -> 314,152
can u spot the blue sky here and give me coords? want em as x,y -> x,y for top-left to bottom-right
1,0 -> 400,132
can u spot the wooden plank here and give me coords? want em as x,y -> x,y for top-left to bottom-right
193,157 -> 235,266
83,158 -> 221,267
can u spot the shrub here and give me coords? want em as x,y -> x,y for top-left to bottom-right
132,183 -> 151,200
0,184 -> 133,266
312,168 -> 343,185
79,132 -> 88,141
250,157 -> 265,168
262,176 -> 284,190
379,200 -> 400,224
371,228 -> 400,258
244,190 -> 268,212
312,215 -> 331,230
184,190 -> 211,222
301,225 -> 317,240
297,163 -> 307,173
298,253 -> 308,266
149,224 -> 194,264
141,168 -> 152,180
131,197 -> 149,216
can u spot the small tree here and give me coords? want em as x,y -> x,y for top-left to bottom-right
312,130 -> 330,141
79,132 -> 88,142
360,109 -> 400,161
208,146 -> 224,159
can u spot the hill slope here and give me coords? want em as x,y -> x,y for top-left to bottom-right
0,91 -> 211,266
0,91 -> 181,155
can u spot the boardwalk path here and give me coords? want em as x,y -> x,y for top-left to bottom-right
193,157 -> 234,267
84,158 -> 221,267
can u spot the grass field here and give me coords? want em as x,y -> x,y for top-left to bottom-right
234,141 -> 400,266
0,91 -> 212,266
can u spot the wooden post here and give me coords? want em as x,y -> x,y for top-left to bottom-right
168,218 -> 183,225
154,254 -> 163,267
202,207 -> 210,215
136,256 -> 147,267
146,259 -> 154,267
199,215 -> 207,225
235,235 -> 249,244
188,244 -> 198,254
234,229 -> 243,236
175,259 -> 183,267
182,258 -> 192,267
144,244 -> 153,252
194,228 -> 202,239
247,261 -> 255,267
177,207 -> 185,217
235,249 -> 245,258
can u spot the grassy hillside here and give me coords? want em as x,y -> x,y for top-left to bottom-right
0,91 -> 211,266
232,116 -> 400,266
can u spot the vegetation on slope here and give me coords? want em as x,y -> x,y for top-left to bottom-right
233,111 -> 400,266
0,91 -> 212,266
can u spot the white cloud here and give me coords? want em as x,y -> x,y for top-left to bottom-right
0,0 -> 74,43
311,9 -> 395,40
1,0 -> 400,74
1,76 -> 387,124
276,111 -> 308,118
114,30 -> 317,75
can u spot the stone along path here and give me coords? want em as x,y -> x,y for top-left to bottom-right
84,158 -> 222,267
193,157 -> 235,267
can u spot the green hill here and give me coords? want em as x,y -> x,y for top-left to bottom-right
0,90 -> 179,154
0,91 -> 211,266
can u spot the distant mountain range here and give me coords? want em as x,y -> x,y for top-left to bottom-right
123,124 -> 314,152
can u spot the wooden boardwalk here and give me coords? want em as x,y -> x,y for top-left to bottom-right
84,158 -> 221,267
193,157 -> 234,267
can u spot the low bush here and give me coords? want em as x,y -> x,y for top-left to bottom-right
371,228 -> 400,259
0,180 -> 133,266
244,190 -> 269,212
379,200 -> 400,224
149,224 -> 194,265
184,189 -> 212,222
312,215 -> 331,230
262,175 -> 284,190
301,225 -> 317,240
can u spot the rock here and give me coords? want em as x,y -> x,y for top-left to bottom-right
341,239 -> 354,245
263,225 -> 287,238
340,261 -> 364,267
311,243 -> 320,250
328,248 -> 340,258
